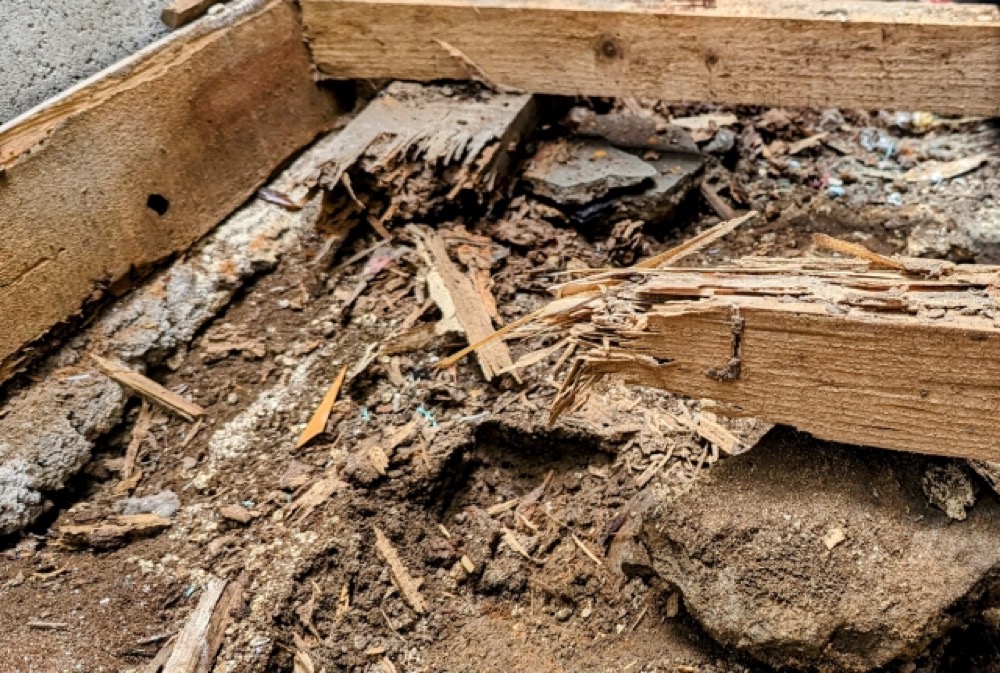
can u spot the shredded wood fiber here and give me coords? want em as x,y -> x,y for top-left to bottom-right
448,215 -> 1000,461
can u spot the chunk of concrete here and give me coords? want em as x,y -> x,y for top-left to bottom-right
922,462 -> 976,521
576,152 -> 704,226
523,140 -> 657,206
643,426 -> 1000,672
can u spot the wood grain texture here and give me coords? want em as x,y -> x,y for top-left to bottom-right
161,0 -> 218,29
0,0 -> 340,382
549,260 -> 1000,461
301,0 -> 1000,114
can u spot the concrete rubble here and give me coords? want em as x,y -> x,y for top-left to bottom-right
523,139 -> 657,206
523,138 -> 704,226
642,426 -> 1000,672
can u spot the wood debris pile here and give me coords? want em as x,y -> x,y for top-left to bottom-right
307,82 -> 535,238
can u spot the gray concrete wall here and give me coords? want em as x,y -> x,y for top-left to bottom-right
0,0 -> 168,123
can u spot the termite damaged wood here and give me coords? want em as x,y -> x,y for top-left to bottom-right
540,252 -> 1000,462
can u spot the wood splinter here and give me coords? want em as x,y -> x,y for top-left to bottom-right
90,354 -> 206,422
373,526 -> 428,614
457,222 -> 1000,462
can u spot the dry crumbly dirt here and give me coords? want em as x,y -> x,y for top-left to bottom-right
0,99 -> 997,673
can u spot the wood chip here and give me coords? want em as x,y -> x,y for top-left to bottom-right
787,132 -> 828,155
117,401 -> 153,493
694,415 -> 741,455
411,225 -> 513,380
293,648 -> 316,673
373,526 -> 427,614
334,582 -> 351,622
634,453 -> 670,489
179,418 -> 204,450
486,499 -> 520,516
60,514 -> 171,550
27,620 -> 68,630
670,113 -> 739,132
571,533 -> 604,567
296,364 -> 348,449
813,233 -> 905,271
501,527 -> 534,563
699,180 -> 737,220
902,153 -> 990,183
555,212 -> 758,298
218,504 -> 261,525
823,528 -> 847,551
91,354 -> 205,422
161,0 -> 216,29
289,469 -> 349,522
460,555 -> 475,574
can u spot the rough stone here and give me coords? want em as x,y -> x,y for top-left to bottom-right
956,206 -> 1000,262
576,152 -> 704,227
643,426 -> 1000,672
113,490 -> 181,518
523,140 -> 657,206
0,0 -> 167,123
0,375 -> 125,534
922,462 -> 977,521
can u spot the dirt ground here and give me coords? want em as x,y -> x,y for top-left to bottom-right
1,96 -> 997,673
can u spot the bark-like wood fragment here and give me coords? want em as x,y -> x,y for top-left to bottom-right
60,514 -> 172,549
412,226 -> 513,380
373,526 -> 427,614
118,401 -> 153,492
302,82 -> 535,233
288,469 -> 349,522
161,575 -> 241,673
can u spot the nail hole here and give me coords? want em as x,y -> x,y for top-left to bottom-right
147,194 -> 170,216
596,35 -> 623,62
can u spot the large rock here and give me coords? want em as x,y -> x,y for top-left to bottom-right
643,426 -> 1000,672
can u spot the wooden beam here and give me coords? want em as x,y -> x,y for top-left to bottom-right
301,0 -> 1000,115
543,256 -> 1000,461
0,0 -> 341,382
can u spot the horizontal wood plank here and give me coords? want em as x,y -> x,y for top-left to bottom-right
0,0 -> 341,381
301,0 -> 1000,114
546,259 -> 1000,461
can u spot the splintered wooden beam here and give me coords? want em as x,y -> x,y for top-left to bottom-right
543,256 -> 1000,461
301,0 -> 1000,115
0,0 -> 341,383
